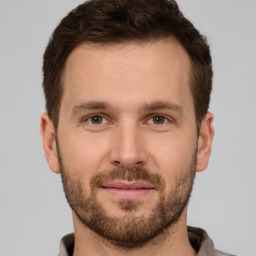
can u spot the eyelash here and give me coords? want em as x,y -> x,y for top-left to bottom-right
82,114 -> 109,125
82,114 -> 172,126
147,115 -> 170,125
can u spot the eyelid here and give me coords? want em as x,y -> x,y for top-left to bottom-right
145,114 -> 173,124
89,116 -> 107,124
79,113 -> 174,126
81,113 -> 110,124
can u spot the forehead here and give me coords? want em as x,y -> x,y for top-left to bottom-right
60,38 -> 193,113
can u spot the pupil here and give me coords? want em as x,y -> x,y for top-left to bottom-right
153,116 -> 164,124
92,116 -> 102,124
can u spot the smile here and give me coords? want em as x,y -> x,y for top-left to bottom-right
101,181 -> 155,199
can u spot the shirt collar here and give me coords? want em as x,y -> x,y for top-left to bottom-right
58,226 -> 230,256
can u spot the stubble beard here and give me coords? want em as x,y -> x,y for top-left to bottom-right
58,147 -> 197,249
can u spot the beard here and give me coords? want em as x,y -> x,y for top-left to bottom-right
58,146 -> 197,249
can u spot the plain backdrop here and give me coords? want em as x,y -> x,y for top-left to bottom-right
0,0 -> 255,255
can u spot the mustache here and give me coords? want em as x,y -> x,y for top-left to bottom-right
90,167 -> 165,191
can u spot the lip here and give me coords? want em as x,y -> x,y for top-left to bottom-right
101,181 -> 155,199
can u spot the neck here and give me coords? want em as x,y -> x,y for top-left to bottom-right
72,210 -> 196,256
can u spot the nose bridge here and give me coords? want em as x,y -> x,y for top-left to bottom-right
109,119 -> 146,168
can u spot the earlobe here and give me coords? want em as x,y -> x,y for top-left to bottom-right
196,112 -> 214,172
40,113 -> 60,174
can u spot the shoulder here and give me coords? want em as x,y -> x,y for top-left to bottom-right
59,233 -> 74,256
187,226 -> 235,256
215,250 -> 235,256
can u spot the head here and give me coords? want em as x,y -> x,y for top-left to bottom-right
43,0 -> 212,131
41,0 -> 214,249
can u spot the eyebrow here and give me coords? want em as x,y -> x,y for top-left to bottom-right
71,100 -> 182,115
139,101 -> 182,112
72,101 -> 111,114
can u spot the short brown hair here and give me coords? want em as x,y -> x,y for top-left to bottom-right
43,0 -> 212,129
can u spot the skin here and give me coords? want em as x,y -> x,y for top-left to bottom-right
41,38 -> 214,256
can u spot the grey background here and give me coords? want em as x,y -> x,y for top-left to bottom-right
0,0 -> 255,255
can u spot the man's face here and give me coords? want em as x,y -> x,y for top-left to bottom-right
46,38 -> 205,247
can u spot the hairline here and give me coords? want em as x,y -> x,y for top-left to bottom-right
54,37 -> 200,133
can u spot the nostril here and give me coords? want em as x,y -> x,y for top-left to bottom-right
135,161 -> 143,166
113,160 -> 122,167
112,160 -> 144,169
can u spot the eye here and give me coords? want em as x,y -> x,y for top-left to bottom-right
148,115 -> 169,125
87,115 -> 107,124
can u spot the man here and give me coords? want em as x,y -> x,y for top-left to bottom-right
40,0 -> 233,255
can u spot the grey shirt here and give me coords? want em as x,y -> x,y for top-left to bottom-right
58,226 -> 234,256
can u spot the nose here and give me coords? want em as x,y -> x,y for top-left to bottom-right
108,123 -> 147,169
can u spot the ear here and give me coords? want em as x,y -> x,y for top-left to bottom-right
40,113 -> 60,174
196,112 -> 214,172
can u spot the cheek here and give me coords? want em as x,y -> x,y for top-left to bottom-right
147,135 -> 196,185
58,131 -> 110,176
58,135 -> 108,198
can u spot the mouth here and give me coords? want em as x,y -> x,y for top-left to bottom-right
101,181 -> 155,199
